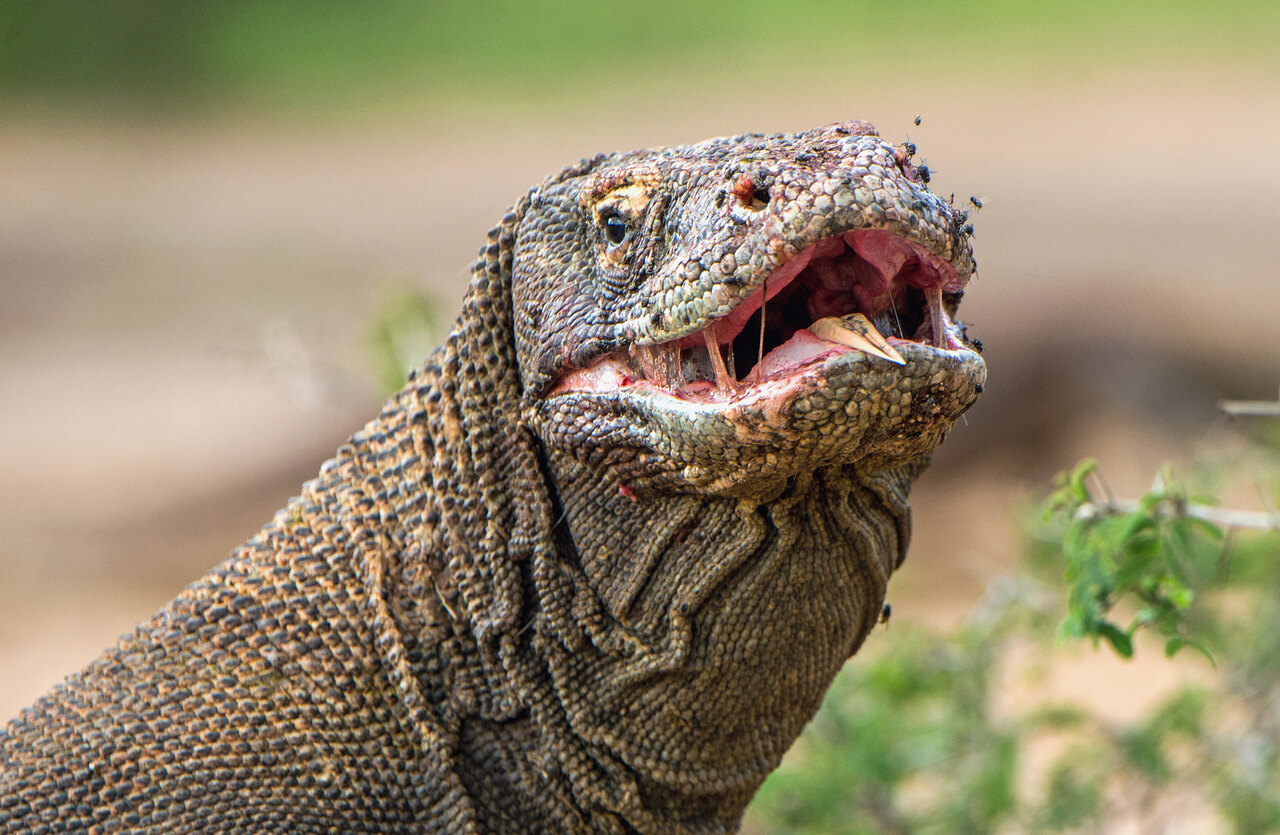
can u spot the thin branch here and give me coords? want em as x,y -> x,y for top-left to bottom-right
1087,497 -> 1280,532
1089,467 -> 1116,506
1219,399 -> 1280,417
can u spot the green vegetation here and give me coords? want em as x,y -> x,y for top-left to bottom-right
1045,459 -> 1224,662
745,419 -> 1280,832
3,1 -> 1279,111
367,286 -> 444,395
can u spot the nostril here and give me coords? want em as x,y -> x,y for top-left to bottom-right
752,185 -> 770,206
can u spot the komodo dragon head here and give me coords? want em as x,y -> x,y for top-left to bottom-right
512,120 -> 984,497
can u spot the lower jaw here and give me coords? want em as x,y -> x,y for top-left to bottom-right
638,337 -> 984,420
539,341 -> 985,496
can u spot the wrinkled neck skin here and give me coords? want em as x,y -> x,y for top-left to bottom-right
396,308 -> 923,830
534,444 -> 919,830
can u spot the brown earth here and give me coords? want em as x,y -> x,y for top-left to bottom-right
3,72 -> 1278,754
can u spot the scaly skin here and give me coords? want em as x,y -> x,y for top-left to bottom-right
0,121 -> 983,833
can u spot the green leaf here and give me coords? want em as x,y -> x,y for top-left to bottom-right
1069,458 -> 1099,502
1183,517 -> 1225,542
1098,622 -> 1134,659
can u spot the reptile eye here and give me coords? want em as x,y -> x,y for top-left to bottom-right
601,212 -> 628,245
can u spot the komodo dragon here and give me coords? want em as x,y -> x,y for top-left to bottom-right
0,121 -> 984,833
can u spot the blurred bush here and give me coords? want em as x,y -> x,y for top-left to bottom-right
367,286 -> 444,395
3,1 -> 1278,110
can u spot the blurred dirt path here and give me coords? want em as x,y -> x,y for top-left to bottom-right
3,74 -> 1279,718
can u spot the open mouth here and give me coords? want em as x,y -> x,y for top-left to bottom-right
552,228 -> 970,403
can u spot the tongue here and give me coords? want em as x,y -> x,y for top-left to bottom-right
750,329 -> 836,381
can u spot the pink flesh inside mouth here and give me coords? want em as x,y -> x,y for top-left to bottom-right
551,229 -> 968,404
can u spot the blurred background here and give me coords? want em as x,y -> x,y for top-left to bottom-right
2,1 -> 1278,830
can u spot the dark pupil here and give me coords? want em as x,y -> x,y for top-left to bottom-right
604,215 -> 627,244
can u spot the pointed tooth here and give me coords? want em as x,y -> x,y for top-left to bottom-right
628,343 -> 684,388
702,327 -> 737,396
723,339 -> 736,381
628,344 -> 659,382
662,343 -> 685,389
751,274 -> 767,385
924,285 -> 949,349
810,315 -> 906,365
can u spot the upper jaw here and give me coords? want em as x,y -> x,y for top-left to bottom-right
620,134 -> 973,351
551,211 -> 976,404
546,131 -> 975,403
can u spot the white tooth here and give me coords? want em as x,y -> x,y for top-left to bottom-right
924,285 -> 949,349
629,344 -> 654,381
662,343 -> 685,389
702,327 -> 737,396
629,344 -> 660,382
751,274 -> 767,385
810,314 -> 906,365
629,343 -> 684,387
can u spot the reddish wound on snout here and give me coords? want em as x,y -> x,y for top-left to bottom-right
731,175 -> 756,206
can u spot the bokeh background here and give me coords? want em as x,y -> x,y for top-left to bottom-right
2,1 -> 1278,828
